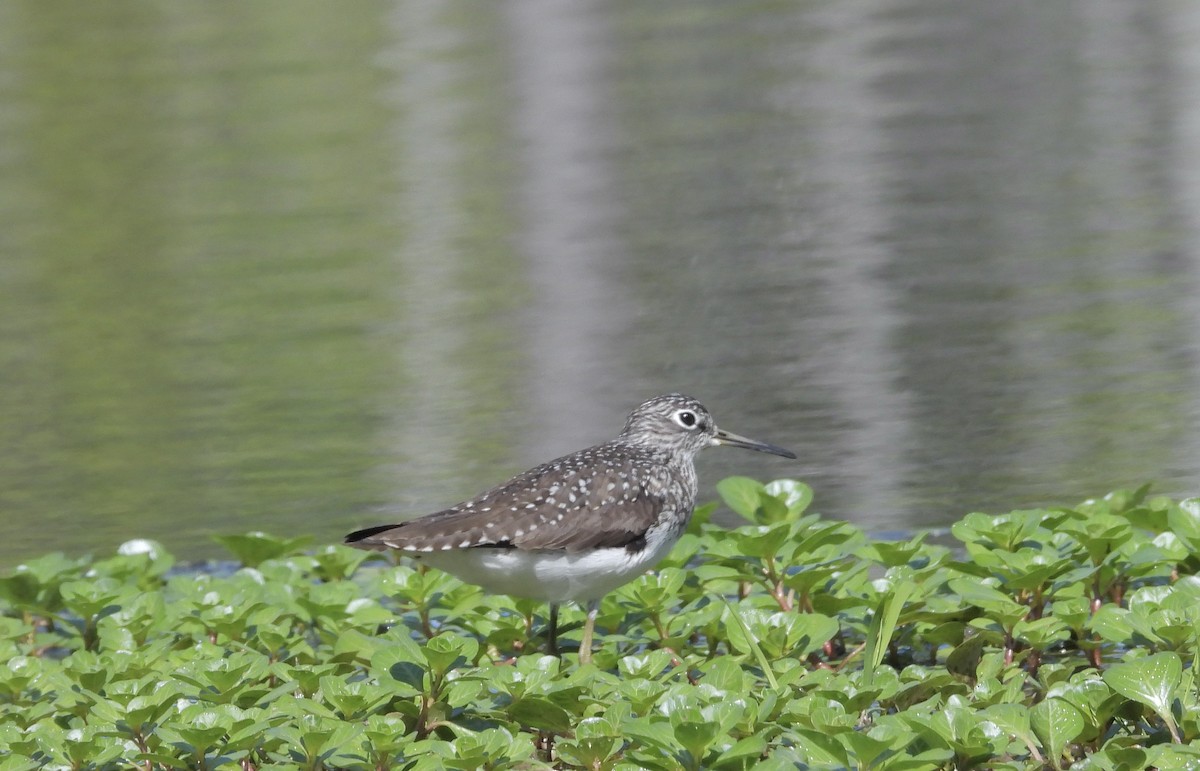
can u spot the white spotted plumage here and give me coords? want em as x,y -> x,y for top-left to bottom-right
345,394 -> 795,658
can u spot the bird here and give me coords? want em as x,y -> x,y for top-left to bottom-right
345,393 -> 796,663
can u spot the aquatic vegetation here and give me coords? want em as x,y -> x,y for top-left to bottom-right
3,484 -> 1200,769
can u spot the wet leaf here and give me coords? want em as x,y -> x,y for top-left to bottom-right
1030,698 -> 1084,766
1103,652 -> 1183,741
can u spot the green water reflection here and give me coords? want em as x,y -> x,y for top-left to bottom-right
0,2 -> 527,560
1,1 -> 1198,564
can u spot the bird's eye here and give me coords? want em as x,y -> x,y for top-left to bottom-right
674,410 -> 698,429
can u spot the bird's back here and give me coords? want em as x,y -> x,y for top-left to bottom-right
346,440 -> 698,555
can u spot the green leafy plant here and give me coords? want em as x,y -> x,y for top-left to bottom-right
4,487 -> 1200,768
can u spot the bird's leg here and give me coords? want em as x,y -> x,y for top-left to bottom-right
579,599 -> 601,664
547,603 -> 559,656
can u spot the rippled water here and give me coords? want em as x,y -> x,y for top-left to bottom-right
1,1 -> 1198,563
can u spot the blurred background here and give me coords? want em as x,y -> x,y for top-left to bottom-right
1,1 -> 1199,564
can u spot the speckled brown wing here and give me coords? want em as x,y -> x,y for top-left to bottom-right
345,443 -> 673,554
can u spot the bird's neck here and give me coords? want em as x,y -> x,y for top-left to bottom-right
612,436 -> 690,466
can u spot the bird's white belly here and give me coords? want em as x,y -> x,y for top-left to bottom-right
414,523 -> 681,603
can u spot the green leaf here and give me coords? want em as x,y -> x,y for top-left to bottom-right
720,600 -> 778,689
673,717 -> 720,766
731,522 -> 798,561
763,479 -> 814,519
864,581 -> 915,686
717,476 -> 767,522
837,731 -> 895,767
1013,616 -> 1069,650
1030,698 -> 1084,766
790,728 -> 852,766
423,633 -> 477,676
1145,743 -> 1200,768
59,578 -> 125,620
981,703 -> 1041,761
621,714 -> 681,755
1088,604 -> 1136,645
212,532 -> 313,567
1168,498 -> 1200,543
370,634 -> 427,695
712,733 -> 769,768
508,696 -> 574,734
861,533 -> 930,568
947,578 -> 1027,627
557,733 -> 623,770
1103,652 -> 1184,741
0,754 -> 41,771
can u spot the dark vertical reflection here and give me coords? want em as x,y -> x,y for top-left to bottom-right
372,2 -> 527,520
873,0 -> 1195,516
503,0 -> 635,457
606,1 -> 835,493
1161,1 -> 1200,477
599,1 -> 928,512
770,0 -> 914,524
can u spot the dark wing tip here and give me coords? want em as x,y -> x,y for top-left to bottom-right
344,523 -> 402,545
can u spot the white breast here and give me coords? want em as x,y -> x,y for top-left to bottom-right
413,518 -> 683,603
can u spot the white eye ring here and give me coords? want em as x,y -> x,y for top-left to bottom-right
674,410 -> 699,429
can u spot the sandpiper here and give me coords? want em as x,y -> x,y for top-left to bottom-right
345,393 -> 795,662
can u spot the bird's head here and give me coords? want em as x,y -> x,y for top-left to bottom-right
618,393 -> 796,461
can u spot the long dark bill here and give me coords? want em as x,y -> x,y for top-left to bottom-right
713,428 -> 797,459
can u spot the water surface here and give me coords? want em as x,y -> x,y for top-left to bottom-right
1,1 -> 1198,563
